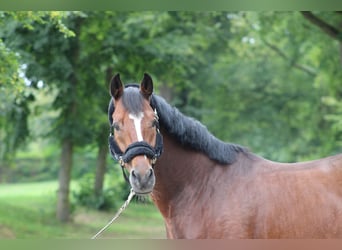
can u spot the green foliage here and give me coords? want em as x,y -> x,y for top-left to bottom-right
0,40 -> 21,89
3,144 -> 95,183
0,91 -> 33,164
72,173 -> 116,211
0,11 -> 75,90
4,156 -> 59,183
2,11 -> 75,36
72,169 -> 130,211
200,11 -> 342,161
0,11 -> 76,164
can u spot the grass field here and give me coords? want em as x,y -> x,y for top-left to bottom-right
0,181 -> 166,239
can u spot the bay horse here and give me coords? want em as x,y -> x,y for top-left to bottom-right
107,73 -> 342,238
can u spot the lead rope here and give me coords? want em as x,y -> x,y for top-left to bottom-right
91,188 -> 135,239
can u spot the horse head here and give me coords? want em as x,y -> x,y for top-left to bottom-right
108,73 -> 162,195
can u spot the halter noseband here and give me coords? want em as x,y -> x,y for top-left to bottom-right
108,86 -> 163,183
108,126 -> 163,167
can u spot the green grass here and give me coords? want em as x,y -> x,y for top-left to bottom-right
0,181 -> 165,239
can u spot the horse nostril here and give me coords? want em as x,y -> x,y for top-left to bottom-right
131,169 -> 137,179
131,168 -> 154,184
148,168 -> 154,178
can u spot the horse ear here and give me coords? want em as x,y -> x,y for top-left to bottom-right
110,73 -> 124,100
140,73 -> 153,99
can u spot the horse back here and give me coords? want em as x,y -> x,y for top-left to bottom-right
223,153 -> 342,238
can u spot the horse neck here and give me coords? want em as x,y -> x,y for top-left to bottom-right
151,129 -> 221,218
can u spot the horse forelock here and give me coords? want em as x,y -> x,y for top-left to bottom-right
108,86 -> 144,125
122,87 -> 145,116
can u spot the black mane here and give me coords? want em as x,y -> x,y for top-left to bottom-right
108,86 -> 247,165
151,95 -> 247,165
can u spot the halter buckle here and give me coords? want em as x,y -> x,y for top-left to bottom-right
151,157 -> 157,165
118,157 -> 125,167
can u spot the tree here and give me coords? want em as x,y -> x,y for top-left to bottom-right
1,12 -> 95,221
0,11 -> 74,175
300,11 -> 342,151
201,11 -> 341,161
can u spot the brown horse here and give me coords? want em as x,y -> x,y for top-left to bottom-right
108,73 -> 342,239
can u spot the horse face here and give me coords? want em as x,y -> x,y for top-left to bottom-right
109,73 -> 158,195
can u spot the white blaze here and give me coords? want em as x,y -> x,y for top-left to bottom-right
129,112 -> 144,141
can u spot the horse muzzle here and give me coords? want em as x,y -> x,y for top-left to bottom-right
129,162 -> 155,195
109,133 -> 162,194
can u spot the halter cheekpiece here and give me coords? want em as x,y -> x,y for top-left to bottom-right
108,85 -> 163,174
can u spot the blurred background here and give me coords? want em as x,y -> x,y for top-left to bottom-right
0,11 -> 341,238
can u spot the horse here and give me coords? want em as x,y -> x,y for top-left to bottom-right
107,73 -> 342,239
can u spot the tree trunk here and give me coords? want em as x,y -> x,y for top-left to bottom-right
94,143 -> 108,196
55,16 -> 83,222
56,138 -> 73,222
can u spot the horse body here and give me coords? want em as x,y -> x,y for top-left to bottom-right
152,135 -> 342,238
108,73 -> 342,239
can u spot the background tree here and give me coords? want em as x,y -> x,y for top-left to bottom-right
201,11 -> 341,161
1,12 -> 94,221
0,11 -> 73,179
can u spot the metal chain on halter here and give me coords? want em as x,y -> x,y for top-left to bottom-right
91,188 -> 135,239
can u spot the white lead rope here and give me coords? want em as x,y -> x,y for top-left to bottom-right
91,188 -> 135,239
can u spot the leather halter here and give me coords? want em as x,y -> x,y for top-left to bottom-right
108,85 -> 163,183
